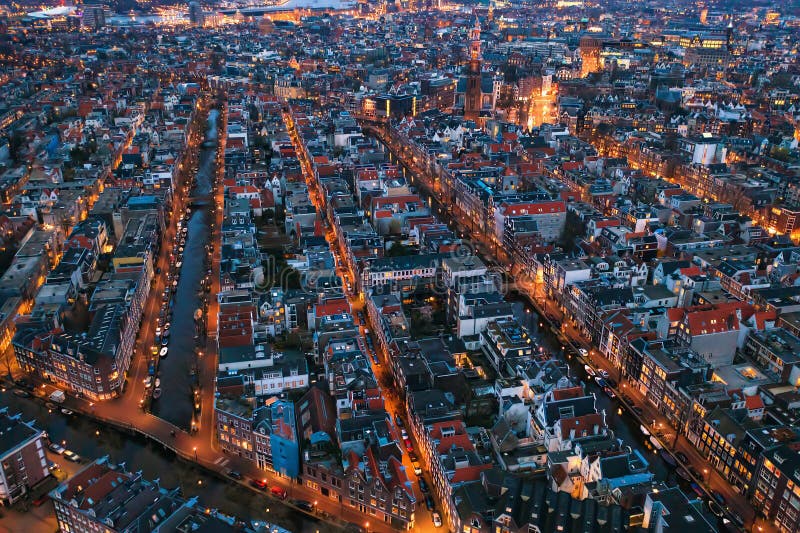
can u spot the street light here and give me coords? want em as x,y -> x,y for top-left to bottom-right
193,446 -> 198,461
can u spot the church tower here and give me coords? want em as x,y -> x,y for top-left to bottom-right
464,18 -> 482,122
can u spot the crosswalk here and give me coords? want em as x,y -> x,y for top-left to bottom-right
213,456 -> 230,467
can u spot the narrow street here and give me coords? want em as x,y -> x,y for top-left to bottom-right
285,111 -> 434,532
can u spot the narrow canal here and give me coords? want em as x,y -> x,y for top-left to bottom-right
0,392 -> 320,532
151,110 -> 215,430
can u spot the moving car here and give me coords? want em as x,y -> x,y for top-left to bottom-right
159,347 -> 169,358
432,511 -> 442,528
578,348 -> 588,357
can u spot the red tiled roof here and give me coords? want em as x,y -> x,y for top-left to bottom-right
450,463 -> 492,484
745,395 -> 764,411
561,161 -> 583,171
680,266 -> 703,277
685,308 -> 739,335
557,413 -> 605,438
500,201 -> 565,216
315,298 -> 351,318
551,386 -> 584,401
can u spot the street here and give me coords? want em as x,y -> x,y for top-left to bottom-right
285,111 -> 437,532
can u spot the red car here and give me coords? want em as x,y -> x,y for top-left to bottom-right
271,486 -> 288,500
404,438 -> 413,452
250,478 -> 268,490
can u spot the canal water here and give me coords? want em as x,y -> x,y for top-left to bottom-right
0,392 -> 319,532
151,111 -> 215,429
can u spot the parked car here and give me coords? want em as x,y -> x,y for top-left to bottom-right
412,461 -> 422,476
49,443 -> 65,454
578,348 -> 588,357
227,470 -> 242,480
295,500 -> 314,512
395,414 -> 404,428
425,494 -> 435,511
271,486 -> 288,500
63,450 -> 81,462
432,511 -> 442,528
419,479 -> 429,493
675,451 -> 689,464
404,438 -> 413,452
711,491 -> 726,505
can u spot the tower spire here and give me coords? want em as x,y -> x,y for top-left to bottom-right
470,17 -> 482,62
